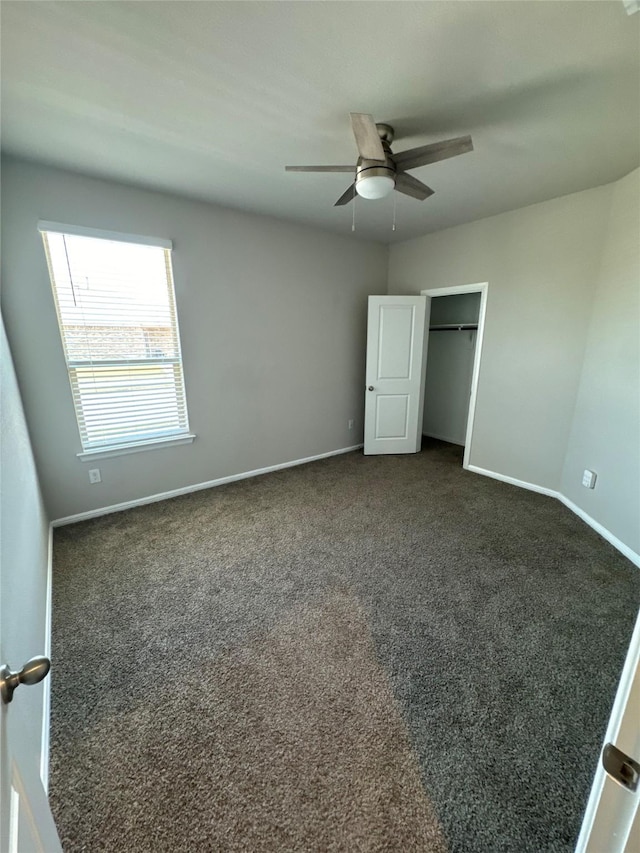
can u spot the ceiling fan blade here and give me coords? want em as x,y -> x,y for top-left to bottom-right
334,184 -> 357,206
394,135 -> 473,171
395,172 -> 435,201
285,165 -> 355,172
350,113 -> 385,161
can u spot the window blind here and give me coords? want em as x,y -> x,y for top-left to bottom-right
40,226 -> 190,453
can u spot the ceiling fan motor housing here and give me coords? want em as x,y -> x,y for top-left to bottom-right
355,140 -> 397,196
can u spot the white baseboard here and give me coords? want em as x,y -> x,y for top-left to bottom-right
557,494 -> 640,568
465,464 -> 559,498
466,464 -> 640,568
52,447 -> 639,569
52,444 -> 364,527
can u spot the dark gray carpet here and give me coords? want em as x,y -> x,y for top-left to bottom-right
49,440 -> 640,852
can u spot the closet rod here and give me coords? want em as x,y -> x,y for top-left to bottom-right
429,323 -> 478,331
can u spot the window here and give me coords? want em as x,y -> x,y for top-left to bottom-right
39,222 -> 193,458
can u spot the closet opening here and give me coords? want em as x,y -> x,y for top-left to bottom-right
420,284 -> 488,469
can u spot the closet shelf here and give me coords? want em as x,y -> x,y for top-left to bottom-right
429,323 -> 478,331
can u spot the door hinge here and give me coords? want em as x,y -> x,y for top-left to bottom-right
602,743 -> 640,792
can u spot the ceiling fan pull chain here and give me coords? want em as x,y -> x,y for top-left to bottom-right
352,193 -> 357,232
392,190 -> 397,231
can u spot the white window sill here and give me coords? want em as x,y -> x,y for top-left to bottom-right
77,433 -> 196,461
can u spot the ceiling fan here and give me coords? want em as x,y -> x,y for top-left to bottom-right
286,113 -> 473,206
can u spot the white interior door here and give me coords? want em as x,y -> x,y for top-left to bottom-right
364,295 -> 427,455
1,319 -> 62,852
576,608 -> 640,853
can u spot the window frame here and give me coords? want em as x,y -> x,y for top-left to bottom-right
39,221 -> 195,460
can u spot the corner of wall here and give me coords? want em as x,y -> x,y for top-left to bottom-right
383,243 -> 393,294
559,168 -> 640,556
558,182 -> 615,487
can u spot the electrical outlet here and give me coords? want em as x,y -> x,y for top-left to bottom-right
348,419 -> 354,430
582,469 -> 597,489
88,468 -> 102,484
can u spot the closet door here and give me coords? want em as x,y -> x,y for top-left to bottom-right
364,295 -> 427,455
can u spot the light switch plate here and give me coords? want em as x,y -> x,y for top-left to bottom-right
582,469 -> 597,489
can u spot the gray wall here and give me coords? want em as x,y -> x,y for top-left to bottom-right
389,184 -> 611,491
0,317 -> 50,772
561,169 -> 640,554
1,158 -> 388,519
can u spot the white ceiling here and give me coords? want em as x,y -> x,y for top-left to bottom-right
1,1 -> 638,244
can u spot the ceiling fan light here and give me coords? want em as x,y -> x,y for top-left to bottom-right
355,174 -> 395,200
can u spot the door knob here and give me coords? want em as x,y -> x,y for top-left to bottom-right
368,386 -> 375,391
0,656 -> 51,704
602,742 -> 640,792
